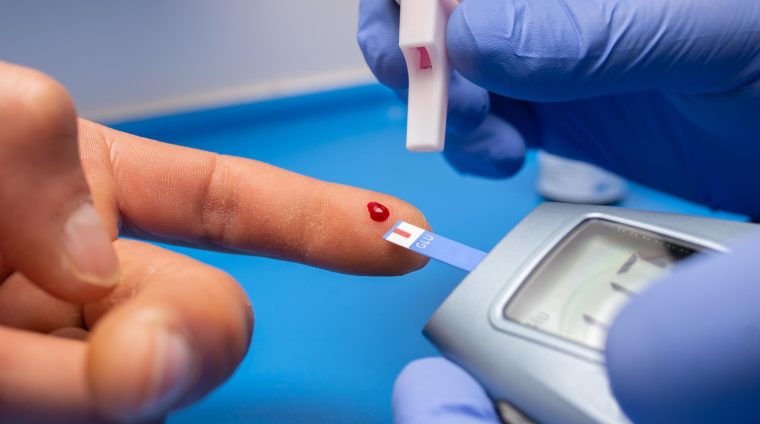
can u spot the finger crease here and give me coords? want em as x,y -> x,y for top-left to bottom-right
198,154 -> 239,249
295,179 -> 329,266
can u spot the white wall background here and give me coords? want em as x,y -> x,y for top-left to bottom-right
0,1 -> 374,120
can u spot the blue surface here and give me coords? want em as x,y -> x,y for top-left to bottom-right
111,84 -> 744,424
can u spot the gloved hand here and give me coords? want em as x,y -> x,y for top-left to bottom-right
393,235 -> 760,424
358,0 -> 760,217
393,357 -> 502,424
605,233 -> 760,423
359,0 -> 760,421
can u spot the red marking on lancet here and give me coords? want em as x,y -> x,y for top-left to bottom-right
367,202 -> 390,222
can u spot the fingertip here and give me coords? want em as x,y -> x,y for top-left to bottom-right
86,241 -> 253,422
88,308 -> 197,422
395,357 -> 461,394
605,300 -> 652,418
357,0 -> 409,89
303,184 -> 430,276
61,202 -> 121,287
19,200 -> 120,305
447,0 -> 587,100
395,357 -> 484,394
447,0 -> 505,91
393,357 -> 499,424
604,256 -> 742,424
6,200 -> 120,305
364,45 -> 409,90
0,63 -> 119,304
447,72 -> 490,134
377,198 -> 431,276
443,114 -> 526,179
1,62 -> 78,135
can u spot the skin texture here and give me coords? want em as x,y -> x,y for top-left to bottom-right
0,61 -> 429,424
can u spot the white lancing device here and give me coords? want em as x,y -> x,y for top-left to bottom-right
396,0 -> 460,152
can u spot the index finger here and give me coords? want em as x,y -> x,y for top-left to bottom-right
79,119 -> 430,275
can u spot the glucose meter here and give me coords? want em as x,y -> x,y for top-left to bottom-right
386,203 -> 758,423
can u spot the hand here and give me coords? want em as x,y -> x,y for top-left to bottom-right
0,62 -> 429,423
606,234 -> 760,423
362,2 -> 760,420
358,0 -> 760,217
392,235 -> 760,424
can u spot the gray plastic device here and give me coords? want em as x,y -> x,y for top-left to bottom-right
424,203 -> 759,424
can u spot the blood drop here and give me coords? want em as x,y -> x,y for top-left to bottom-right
367,201 -> 390,222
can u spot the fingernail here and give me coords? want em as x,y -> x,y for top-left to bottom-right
137,329 -> 194,420
62,202 -> 119,286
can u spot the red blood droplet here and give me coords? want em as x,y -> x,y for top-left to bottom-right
367,201 -> 390,222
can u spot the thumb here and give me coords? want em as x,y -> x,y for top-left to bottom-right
393,357 -> 501,424
447,0 -> 760,100
606,234 -> 760,423
0,62 -> 118,303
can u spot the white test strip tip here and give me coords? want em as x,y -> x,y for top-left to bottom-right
383,221 -> 487,272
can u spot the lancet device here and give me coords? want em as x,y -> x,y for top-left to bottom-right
384,203 -> 758,423
396,0 -> 460,152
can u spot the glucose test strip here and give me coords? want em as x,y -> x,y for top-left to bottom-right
383,221 -> 487,272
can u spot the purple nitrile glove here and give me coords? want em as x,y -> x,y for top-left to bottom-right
363,0 -> 760,421
358,0 -> 760,216
392,234 -> 760,423
393,357 -> 501,424
606,233 -> 760,423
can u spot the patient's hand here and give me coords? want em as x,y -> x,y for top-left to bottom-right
0,61 -> 428,423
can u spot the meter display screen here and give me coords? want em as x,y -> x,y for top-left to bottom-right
504,219 -> 702,350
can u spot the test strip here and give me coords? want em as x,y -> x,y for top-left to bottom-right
383,221 -> 487,272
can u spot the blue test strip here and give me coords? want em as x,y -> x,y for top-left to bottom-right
383,221 -> 487,272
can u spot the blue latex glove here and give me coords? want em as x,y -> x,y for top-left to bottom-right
392,236 -> 760,424
358,0 -> 760,217
360,0 -> 760,422
606,234 -> 760,423
393,357 -> 501,424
